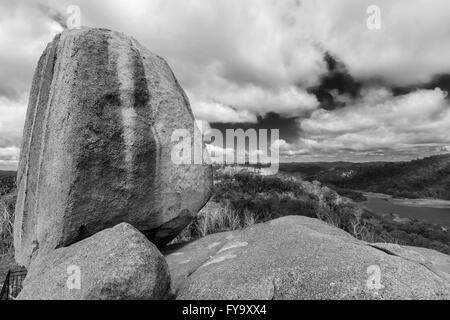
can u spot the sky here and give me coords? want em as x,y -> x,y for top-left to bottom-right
1,0 -> 450,169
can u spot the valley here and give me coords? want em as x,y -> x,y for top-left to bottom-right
362,192 -> 450,229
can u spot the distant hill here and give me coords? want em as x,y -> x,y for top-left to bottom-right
0,171 -> 15,179
280,154 -> 450,200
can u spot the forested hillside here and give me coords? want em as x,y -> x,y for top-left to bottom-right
0,171 -> 16,196
280,154 -> 450,199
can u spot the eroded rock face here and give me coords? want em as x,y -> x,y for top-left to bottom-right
18,223 -> 170,300
163,216 -> 450,300
14,27 -> 212,267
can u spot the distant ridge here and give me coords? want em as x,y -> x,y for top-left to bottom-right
279,154 -> 450,200
0,170 -> 16,179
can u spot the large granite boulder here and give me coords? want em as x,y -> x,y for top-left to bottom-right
14,27 -> 212,267
163,216 -> 450,299
18,223 -> 170,300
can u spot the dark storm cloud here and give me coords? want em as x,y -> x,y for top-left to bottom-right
37,3 -> 68,29
211,113 -> 300,144
392,74 -> 450,98
307,52 -> 363,111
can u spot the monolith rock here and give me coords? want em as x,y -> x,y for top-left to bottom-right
14,27 -> 212,267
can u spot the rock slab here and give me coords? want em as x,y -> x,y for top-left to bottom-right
164,216 -> 450,300
18,223 -> 170,300
14,27 -> 212,267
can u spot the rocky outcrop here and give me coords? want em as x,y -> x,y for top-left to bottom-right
369,243 -> 450,283
14,27 -> 212,267
164,216 -> 450,300
18,223 -> 170,300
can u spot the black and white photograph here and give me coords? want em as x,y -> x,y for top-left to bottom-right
0,0 -> 449,306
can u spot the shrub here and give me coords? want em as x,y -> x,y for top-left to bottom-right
0,194 -> 15,255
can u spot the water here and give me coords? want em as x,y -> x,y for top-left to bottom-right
362,192 -> 450,228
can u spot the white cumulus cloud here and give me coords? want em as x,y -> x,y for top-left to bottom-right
296,88 -> 450,157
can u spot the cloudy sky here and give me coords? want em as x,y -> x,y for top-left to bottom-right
1,0 -> 450,169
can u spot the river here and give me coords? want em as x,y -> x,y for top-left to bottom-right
361,192 -> 450,228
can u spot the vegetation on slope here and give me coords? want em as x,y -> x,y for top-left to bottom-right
279,154 -> 450,200
0,172 -> 18,280
0,193 -> 15,255
0,171 -> 16,255
176,166 -> 450,254
0,171 -> 16,196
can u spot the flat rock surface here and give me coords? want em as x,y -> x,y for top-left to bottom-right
164,216 -> 450,300
18,223 -> 170,300
370,243 -> 450,283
